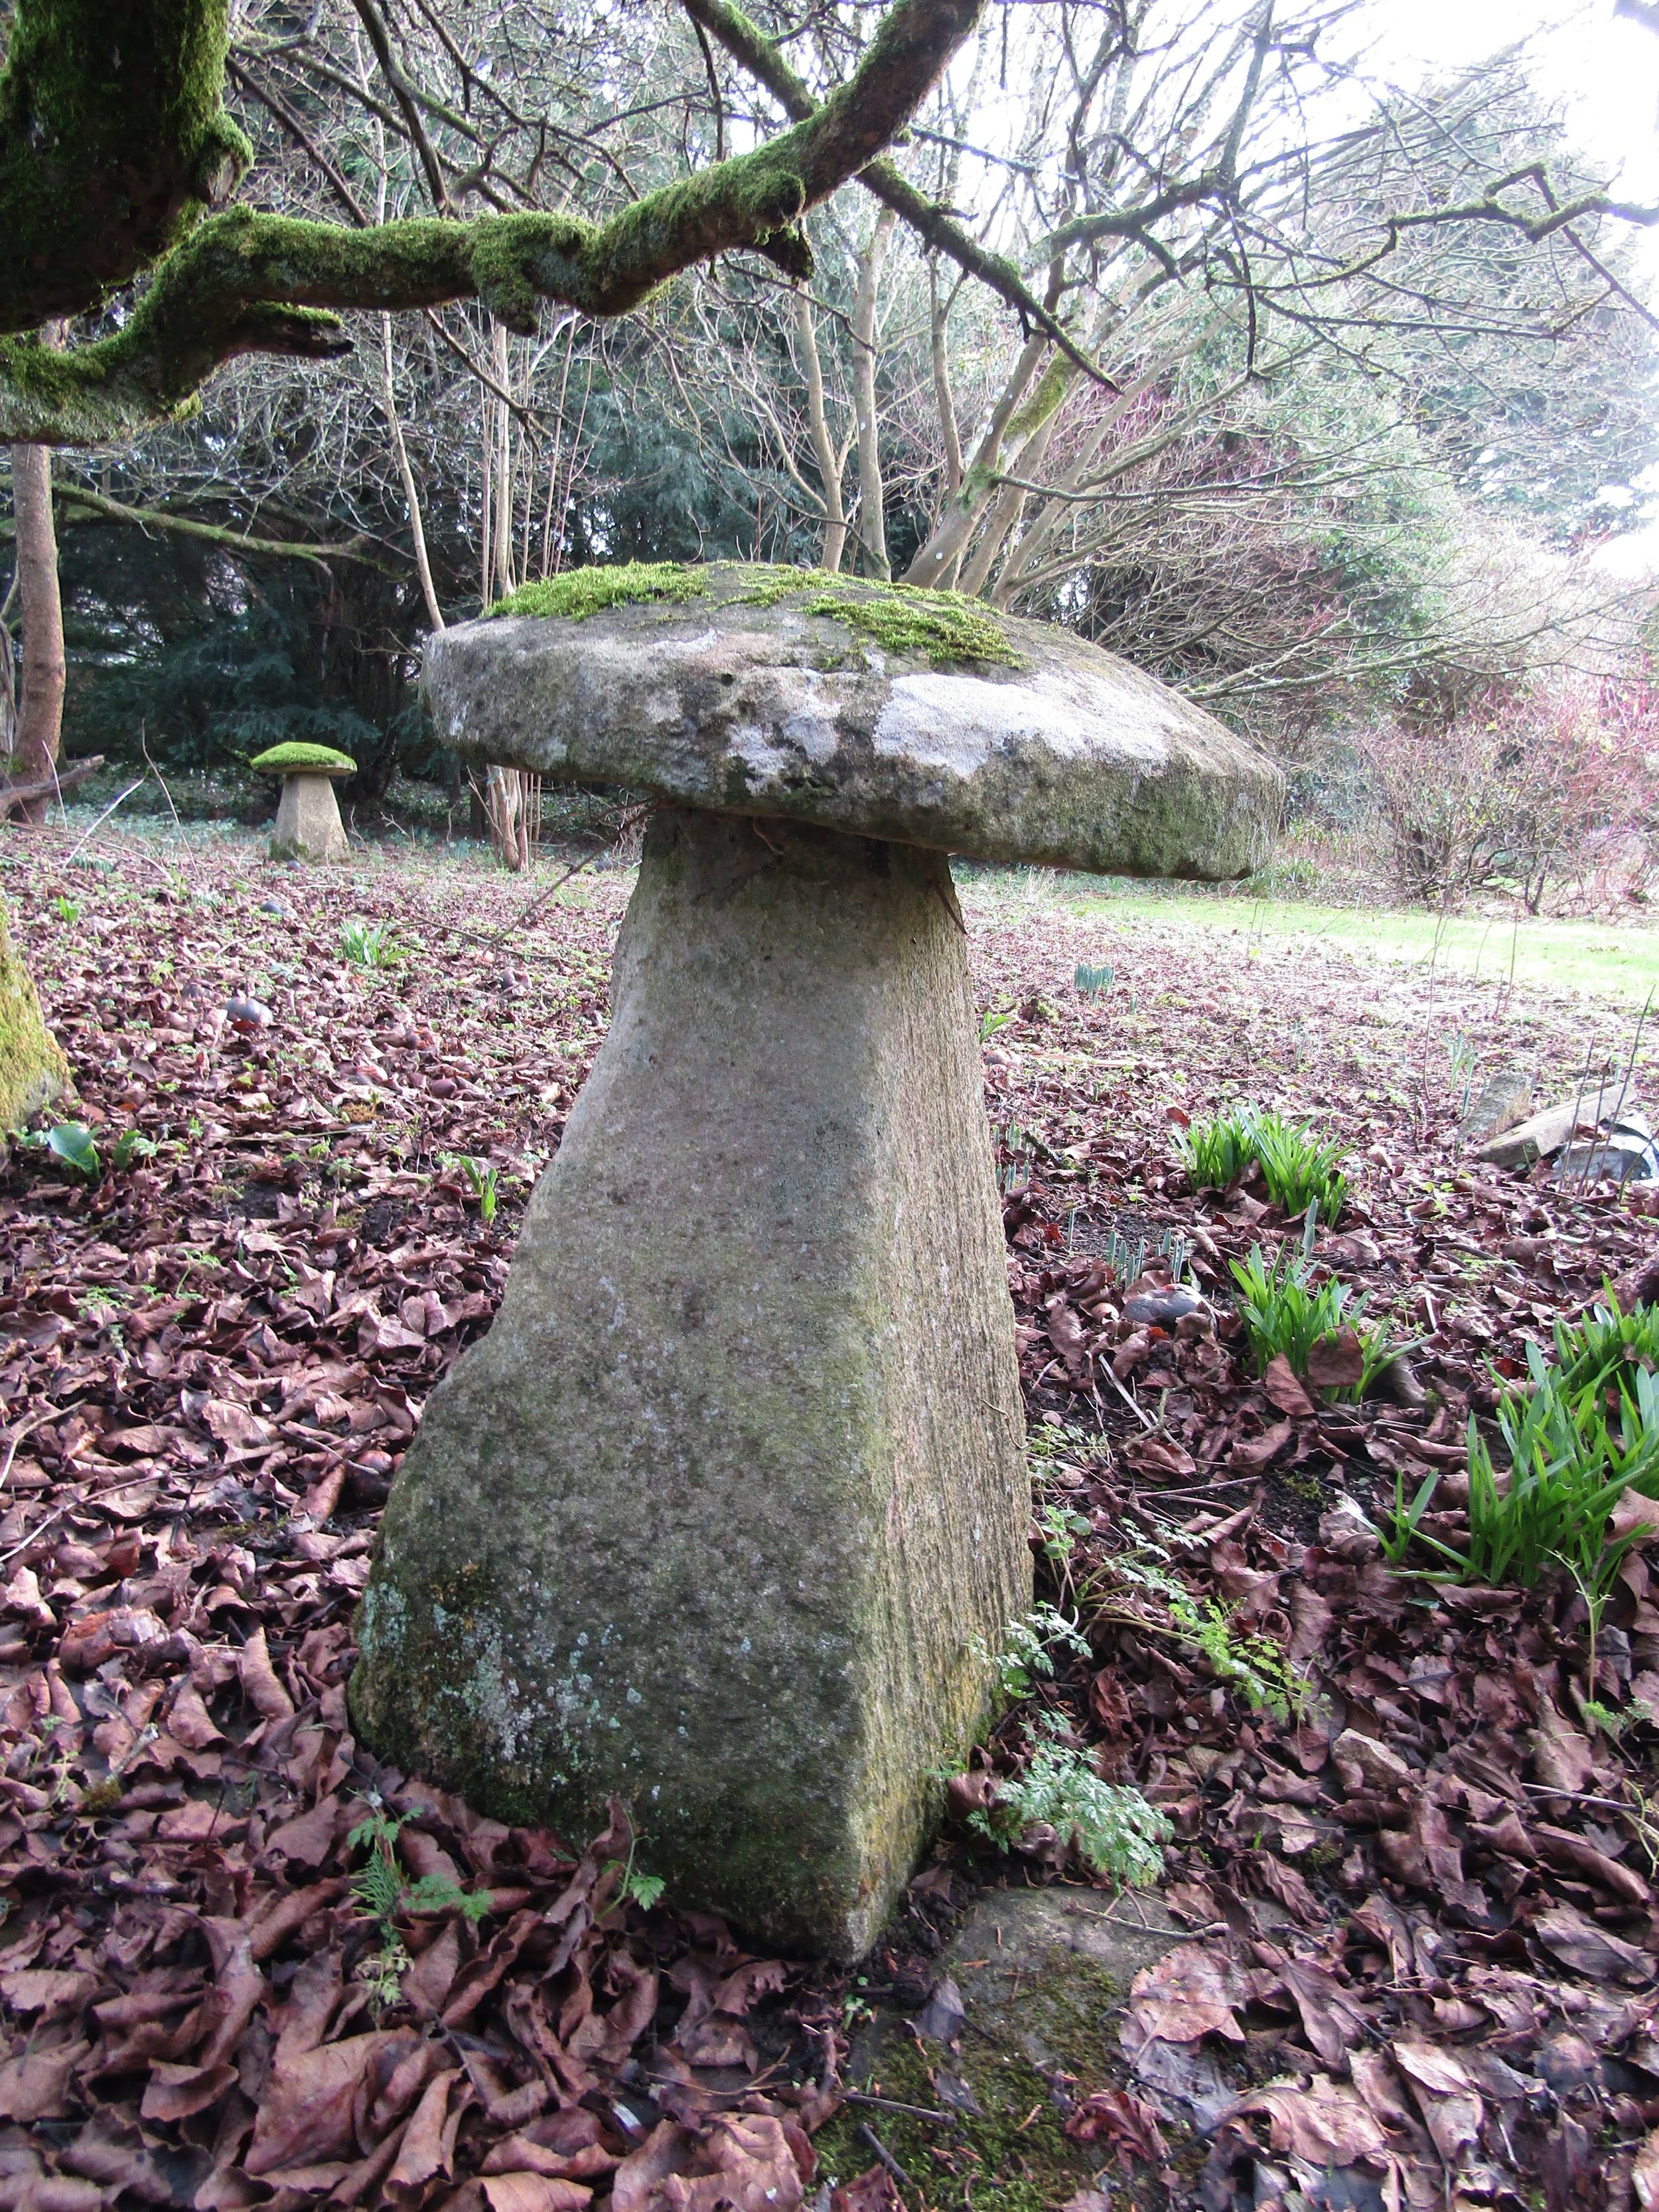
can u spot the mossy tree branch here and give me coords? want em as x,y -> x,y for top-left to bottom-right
1,0 -> 984,445
0,0 -> 253,333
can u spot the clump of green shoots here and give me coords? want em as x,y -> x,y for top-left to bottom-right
1383,1341 -> 1659,1589
1230,1232 -> 1401,1400
1179,1105 -> 1348,1218
340,917 -> 412,970
1553,1294 -> 1659,1426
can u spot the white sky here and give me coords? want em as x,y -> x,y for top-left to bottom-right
1374,3 -> 1659,569
1368,0 -> 1659,210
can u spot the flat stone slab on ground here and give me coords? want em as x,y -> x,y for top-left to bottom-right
1478,1080 -> 1626,1169
828,1883 -> 1252,2207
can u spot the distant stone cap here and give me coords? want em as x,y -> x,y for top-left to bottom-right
423,561 -> 1281,878
249,743 -> 356,778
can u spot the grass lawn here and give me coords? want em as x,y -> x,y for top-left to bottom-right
958,867 -> 1659,1004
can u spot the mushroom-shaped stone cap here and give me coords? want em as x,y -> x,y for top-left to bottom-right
249,743 -> 357,779
423,562 -> 1281,877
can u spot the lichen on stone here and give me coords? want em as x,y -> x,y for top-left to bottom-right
248,741 -> 356,774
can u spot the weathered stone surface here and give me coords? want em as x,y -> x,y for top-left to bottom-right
423,566 -> 1281,879
1459,1067 -> 1532,1144
272,773 -> 348,863
351,810 -> 1031,1957
1478,1081 -> 1625,1170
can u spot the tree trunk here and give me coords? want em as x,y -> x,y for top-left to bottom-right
851,208 -> 896,581
8,439 -> 66,826
795,288 -> 847,573
0,894 -> 68,1130
930,261 -> 964,502
382,313 -> 443,634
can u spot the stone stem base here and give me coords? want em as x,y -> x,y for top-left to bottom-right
272,773 -> 348,862
350,810 -> 1030,1958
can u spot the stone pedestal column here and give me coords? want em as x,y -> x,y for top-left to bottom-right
272,773 -> 348,862
351,808 -> 1029,1956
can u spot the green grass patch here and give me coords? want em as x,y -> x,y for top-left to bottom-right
967,875 -> 1659,1005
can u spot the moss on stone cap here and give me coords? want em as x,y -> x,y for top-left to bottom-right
492,560 -> 1023,670
493,563 -> 707,624
248,742 -> 356,776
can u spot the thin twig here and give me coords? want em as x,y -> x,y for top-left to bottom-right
140,733 -> 193,880
1102,1361 -> 1157,1432
63,772 -> 148,869
1560,1037 -> 1595,1191
843,2091 -> 960,2127
0,1467 -> 177,1566
0,1411 -> 52,1493
1587,983 -> 1656,1195
857,2124 -> 910,2188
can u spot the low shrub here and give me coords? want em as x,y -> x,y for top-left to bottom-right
1362,674 -> 1658,912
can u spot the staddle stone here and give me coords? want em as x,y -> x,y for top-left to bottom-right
351,808 -> 1030,1956
271,773 -> 349,863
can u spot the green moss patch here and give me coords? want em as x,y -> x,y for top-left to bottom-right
492,563 -> 709,622
803,581 -> 1023,670
819,1992 -> 1112,2211
728,567 -> 1023,668
249,743 -> 356,775
494,559 -> 1022,670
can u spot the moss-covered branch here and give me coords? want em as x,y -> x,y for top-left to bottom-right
48,481 -> 390,568
0,1 -> 252,334
1,0 -> 983,445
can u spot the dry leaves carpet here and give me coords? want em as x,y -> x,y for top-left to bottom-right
0,830 -> 1656,2212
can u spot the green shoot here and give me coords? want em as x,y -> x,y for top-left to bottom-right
346,1796 -> 490,2015
972,1604 -> 1091,1705
966,1716 -> 1170,1887
460,1155 -> 499,1222
340,917 -> 413,969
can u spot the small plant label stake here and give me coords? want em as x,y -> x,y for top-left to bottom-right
349,561 -> 1281,1957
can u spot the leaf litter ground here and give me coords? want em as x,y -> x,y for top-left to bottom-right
1,826 -> 1658,2212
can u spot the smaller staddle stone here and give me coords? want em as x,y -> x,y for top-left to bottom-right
250,743 -> 356,864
